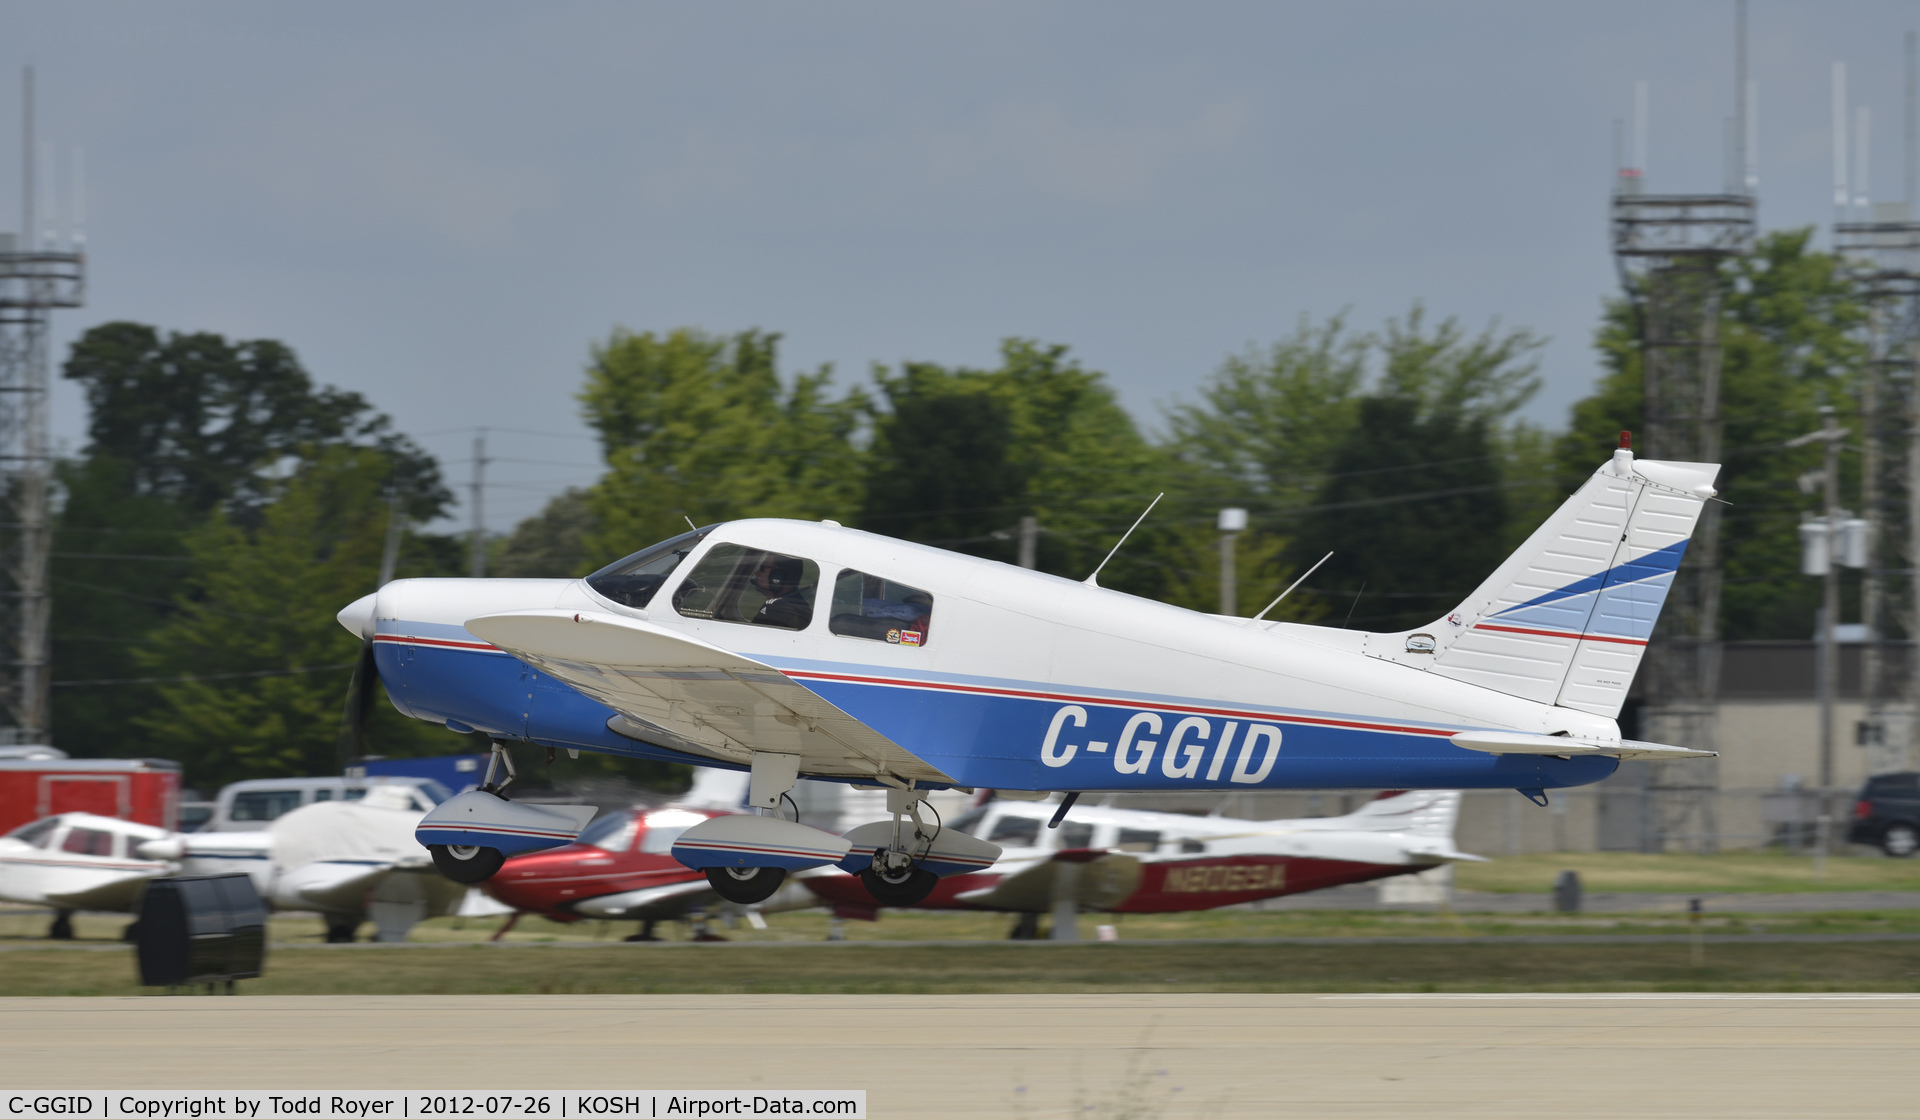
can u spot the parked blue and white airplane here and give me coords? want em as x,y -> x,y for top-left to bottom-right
338,442 -> 1717,907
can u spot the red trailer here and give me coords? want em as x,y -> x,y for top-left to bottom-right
0,758 -> 182,835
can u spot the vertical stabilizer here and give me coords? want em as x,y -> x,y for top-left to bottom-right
1366,450 -> 1719,719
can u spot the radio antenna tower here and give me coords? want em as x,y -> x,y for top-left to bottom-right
0,68 -> 84,746
1835,31 -> 1920,778
1608,7 -> 1756,851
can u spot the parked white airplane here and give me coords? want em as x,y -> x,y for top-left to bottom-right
1,784 -> 469,941
803,790 -> 1478,936
0,812 -> 172,938
140,784 -> 471,941
339,444 -> 1717,911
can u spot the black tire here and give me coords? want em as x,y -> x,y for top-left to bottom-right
859,865 -> 939,907
1008,912 -> 1041,940
324,916 -> 361,943
431,843 -> 507,883
705,866 -> 787,904
48,911 -> 73,941
1883,823 -> 1920,858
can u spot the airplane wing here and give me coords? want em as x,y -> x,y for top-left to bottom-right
570,878 -> 718,920
466,609 -> 953,786
954,851 -> 1143,912
273,860 -> 390,912
45,871 -> 160,912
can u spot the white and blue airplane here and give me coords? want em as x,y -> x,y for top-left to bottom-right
338,443 -> 1717,907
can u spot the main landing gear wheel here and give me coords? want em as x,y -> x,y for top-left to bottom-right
859,865 -> 938,907
705,866 -> 787,904
430,843 -> 506,883
47,910 -> 73,940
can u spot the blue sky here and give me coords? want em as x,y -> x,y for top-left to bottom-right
4,1 -> 1917,530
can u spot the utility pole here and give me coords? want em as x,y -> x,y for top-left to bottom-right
1017,516 -> 1038,570
468,429 -> 488,578
1822,406 -> 1841,792
1217,508 -> 1247,615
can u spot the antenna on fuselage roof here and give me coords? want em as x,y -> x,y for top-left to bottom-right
683,515 -> 698,532
1252,550 -> 1333,622
1083,493 -> 1163,588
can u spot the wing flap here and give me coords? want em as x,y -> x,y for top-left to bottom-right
467,609 -> 952,785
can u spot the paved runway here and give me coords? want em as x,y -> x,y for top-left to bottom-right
5,994 -> 1916,1117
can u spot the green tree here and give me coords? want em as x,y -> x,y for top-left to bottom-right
581,328 -> 866,564
493,488 -> 600,578
1555,229 -> 1866,640
51,322 -> 451,765
130,447 -> 462,786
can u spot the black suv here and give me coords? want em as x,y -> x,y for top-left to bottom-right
1848,772 -> 1920,857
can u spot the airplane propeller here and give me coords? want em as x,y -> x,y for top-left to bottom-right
335,591 -> 382,772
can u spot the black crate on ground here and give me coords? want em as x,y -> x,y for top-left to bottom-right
135,873 -> 267,989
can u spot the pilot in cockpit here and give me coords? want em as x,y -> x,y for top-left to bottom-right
751,555 -> 813,629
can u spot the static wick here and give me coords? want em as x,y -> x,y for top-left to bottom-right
1253,551 -> 1334,621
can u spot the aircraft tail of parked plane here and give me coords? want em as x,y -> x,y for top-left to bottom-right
1336,443 -> 1717,721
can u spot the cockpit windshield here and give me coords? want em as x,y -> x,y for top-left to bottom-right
585,526 -> 715,609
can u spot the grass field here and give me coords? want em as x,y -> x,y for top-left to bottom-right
4,936 -> 1920,997
1453,849 -> 1920,893
14,903 -> 1920,947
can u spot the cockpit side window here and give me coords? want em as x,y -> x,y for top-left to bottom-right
586,526 -> 716,609
672,543 -> 820,631
829,569 -> 933,647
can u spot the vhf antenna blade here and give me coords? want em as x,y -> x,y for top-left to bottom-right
1083,493 -> 1163,587
1254,551 -> 1333,621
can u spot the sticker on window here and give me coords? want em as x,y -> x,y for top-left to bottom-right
832,569 -> 934,647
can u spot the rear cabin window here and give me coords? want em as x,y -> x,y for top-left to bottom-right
1058,821 -> 1096,850
62,828 -> 114,857
588,527 -> 715,609
230,789 -> 304,823
1116,828 -> 1161,853
986,815 -> 1042,848
673,544 -> 820,631
830,569 -> 933,647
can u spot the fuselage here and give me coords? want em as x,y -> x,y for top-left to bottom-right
357,519 -> 1621,794
804,796 -> 1462,916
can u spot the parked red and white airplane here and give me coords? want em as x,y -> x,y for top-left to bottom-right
339,443 -> 1716,909
0,784 -> 481,941
802,790 -> 1476,935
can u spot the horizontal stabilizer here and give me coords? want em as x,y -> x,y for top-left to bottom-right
1449,730 -> 1713,760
